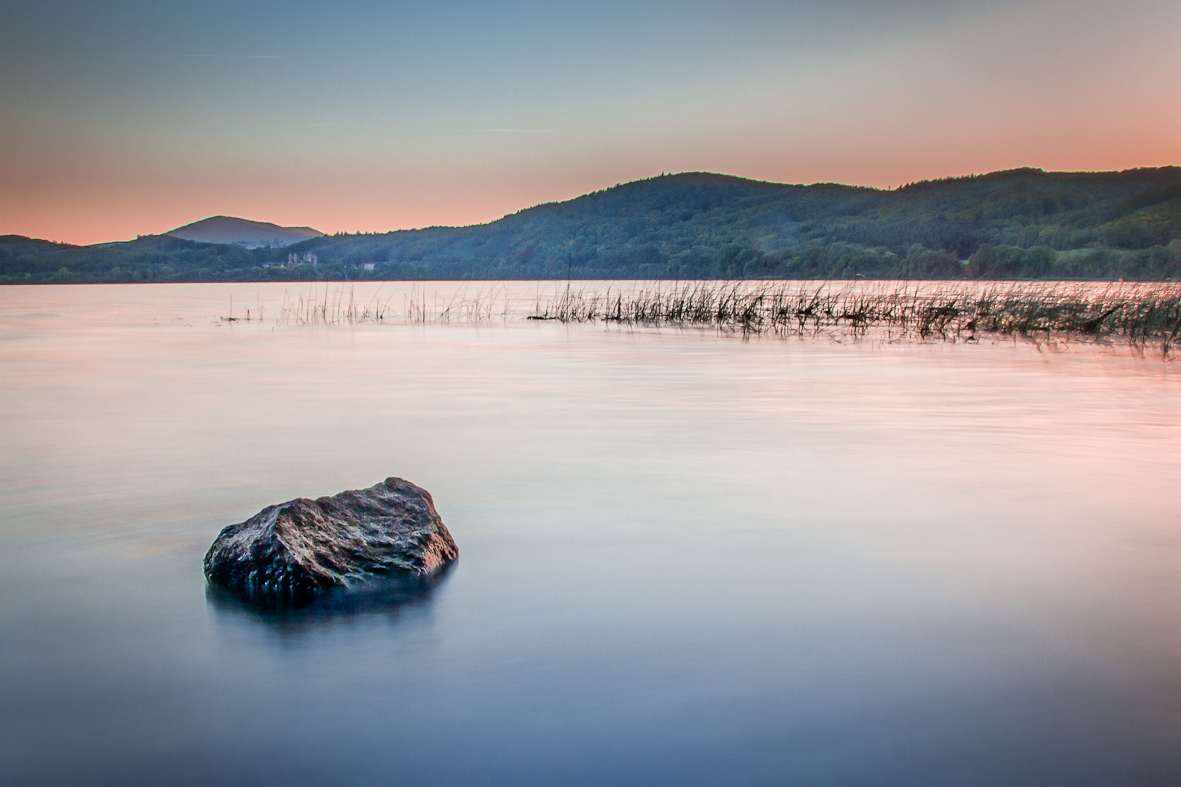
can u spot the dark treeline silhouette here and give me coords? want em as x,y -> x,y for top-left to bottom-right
3,167 -> 1179,284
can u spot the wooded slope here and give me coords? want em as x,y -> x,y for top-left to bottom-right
4,167 -> 1178,283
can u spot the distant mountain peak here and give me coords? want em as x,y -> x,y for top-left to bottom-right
167,216 -> 323,248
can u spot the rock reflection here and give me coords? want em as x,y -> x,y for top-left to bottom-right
205,562 -> 455,635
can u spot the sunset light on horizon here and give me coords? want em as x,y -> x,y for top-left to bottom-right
2,0 -> 1178,246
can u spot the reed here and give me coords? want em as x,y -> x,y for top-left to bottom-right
277,282 -> 512,326
275,280 -> 1180,355
278,284 -> 398,326
524,280 -> 1181,354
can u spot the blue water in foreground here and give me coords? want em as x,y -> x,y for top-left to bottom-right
2,283 -> 1180,786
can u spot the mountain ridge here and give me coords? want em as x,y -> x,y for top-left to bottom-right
167,216 -> 323,247
3,167 -> 1179,282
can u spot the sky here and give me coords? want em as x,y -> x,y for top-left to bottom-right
1,0 -> 1178,245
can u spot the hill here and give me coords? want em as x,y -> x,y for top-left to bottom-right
167,216 -> 323,247
2,167 -> 1179,283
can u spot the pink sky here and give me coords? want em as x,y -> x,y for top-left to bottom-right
2,0 -> 1178,245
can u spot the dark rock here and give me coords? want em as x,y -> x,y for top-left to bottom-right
203,477 -> 457,606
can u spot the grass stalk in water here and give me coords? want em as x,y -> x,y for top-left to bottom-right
525,281 -> 1180,354
275,280 -> 1179,354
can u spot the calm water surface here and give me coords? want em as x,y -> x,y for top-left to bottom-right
2,283 -> 1179,786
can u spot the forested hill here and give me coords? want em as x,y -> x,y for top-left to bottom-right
4,167 -> 1179,284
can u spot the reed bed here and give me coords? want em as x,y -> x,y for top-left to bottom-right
527,280 -> 1181,354
275,283 -> 510,326
275,280 -> 1180,355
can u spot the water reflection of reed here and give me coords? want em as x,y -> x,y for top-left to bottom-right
276,280 -> 1181,354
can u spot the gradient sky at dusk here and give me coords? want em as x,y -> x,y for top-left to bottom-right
2,0 -> 1178,245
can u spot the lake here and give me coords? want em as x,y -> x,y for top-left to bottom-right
2,282 -> 1179,786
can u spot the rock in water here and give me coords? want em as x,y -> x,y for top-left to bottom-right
203,477 -> 457,605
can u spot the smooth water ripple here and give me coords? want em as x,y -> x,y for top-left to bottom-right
2,283 -> 1179,786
